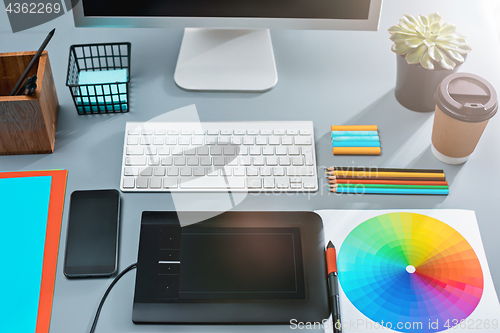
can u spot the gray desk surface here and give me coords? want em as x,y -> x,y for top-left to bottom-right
1,0 -> 500,332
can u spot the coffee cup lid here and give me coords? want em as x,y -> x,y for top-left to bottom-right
435,73 -> 498,123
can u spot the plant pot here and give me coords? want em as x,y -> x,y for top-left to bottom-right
394,55 -> 460,112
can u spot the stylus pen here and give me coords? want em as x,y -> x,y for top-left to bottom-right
326,241 -> 342,333
10,28 -> 55,96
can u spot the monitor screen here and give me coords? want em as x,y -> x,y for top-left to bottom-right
81,0 -> 371,20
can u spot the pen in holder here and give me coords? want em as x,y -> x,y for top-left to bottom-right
66,42 -> 131,115
0,51 -> 59,155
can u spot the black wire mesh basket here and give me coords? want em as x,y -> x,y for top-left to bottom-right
66,42 -> 131,115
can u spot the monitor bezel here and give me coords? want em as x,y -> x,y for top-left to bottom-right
73,0 -> 382,31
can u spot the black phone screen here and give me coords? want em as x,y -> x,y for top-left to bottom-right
64,189 -> 120,277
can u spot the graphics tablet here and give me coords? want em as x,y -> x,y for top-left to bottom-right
133,211 -> 329,324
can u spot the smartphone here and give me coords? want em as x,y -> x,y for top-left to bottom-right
64,189 -> 120,278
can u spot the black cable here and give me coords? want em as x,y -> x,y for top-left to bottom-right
89,263 -> 137,333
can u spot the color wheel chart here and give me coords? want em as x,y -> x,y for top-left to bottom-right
338,212 -> 484,333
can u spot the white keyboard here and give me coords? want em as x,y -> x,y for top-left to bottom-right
120,121 -> 318,192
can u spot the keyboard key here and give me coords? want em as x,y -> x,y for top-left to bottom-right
303,180 -> 316,189
194,129 -> 205,135
167,130 -> 178,135
197,146 -> 209,155
274,167 -> 285,176
247,129 -> 259,135
140,168 -> 152,176
124,167 -> 139,176
193,167 -> 205,176
174,157 -> 186,166
136,177 -> 149,189
266,156 -> 278,166
178,137 -> 190,145
274,129 -> 285,135
231,137 -> 242,145
167,167 -> 179,176
153,137 -> 164,145
276,179 -> 288,189
287,129 -> 299,135
141,129 -> 153,135
127,147 -> 144,155
249,147 -> 261,155
161,157 -> 173,166
295,137 -> 312,145
163,177 -> 178,189
200,156 -> 212,166
218,137 -> 230,145
150,177 -> 162,189
180,167 -> 192,176
128,129 -> 140,135
233,129 -> 245,135
192,137 -> 203,145
184,147 -> 196,156
220,129 -> 232,135
247,178 -> 262,188
154,129 -> 166,135
187,157 -> 199,166
299,129 -> 311,135
289,147 -> 300,155
205,137 -> 217,145
207,129 -> 219,135
286,166 -> 315,176
154,167 -> 166,176
260,129 -> 272,135
243,137 -> 254,145
145,147 -> 157,155
172,148 -> 183,155
260,167 -> 272,176
180,130 -> 192,135
263,178 -> 275,188
140,137 -> 152,145
292,156 -> 304,166
239,156 -> 251,166
279,157 -> 291,166
127,137 -> 139,145
126,157 -> 147,166
165,137 -> 177,145
123,178 -> 135,188
282,137 -> 293,145
269,137 -> 280,145
233,167 -> 245,176
253,157 -> 265,166
211,146 -> 222,155
290,177 -> 302,183
256,137 -> 267,145
158,147 -> 170,155
226,157 -> 238,166
290,183 -> 302,189
224,146 -> 236,155
180,177 -> 244,189
276,147 -> 287,155
213,157 -> 225,166
149,157 -> 160,166
246,167 -> 259,176
262,147 -> 274,155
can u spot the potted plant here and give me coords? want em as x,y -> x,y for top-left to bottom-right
389,13 -> 471,112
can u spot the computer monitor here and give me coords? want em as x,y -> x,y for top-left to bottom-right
73,0 -> 382,91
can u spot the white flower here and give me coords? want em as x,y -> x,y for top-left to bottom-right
389,13 -> 471,70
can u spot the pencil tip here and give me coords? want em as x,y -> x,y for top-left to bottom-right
50,28 -> 55,35
327,241 -> 335,249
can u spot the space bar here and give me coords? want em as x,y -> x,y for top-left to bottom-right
180,177 -> 245,189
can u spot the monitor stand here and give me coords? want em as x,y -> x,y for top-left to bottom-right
174,28 -> 278,92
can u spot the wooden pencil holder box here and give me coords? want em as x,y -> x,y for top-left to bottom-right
0,51 -> 59,155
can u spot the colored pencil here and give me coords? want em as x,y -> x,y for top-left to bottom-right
332,141 -> 381,147
331,125 -> 378,131
331,136 -> 380,141
334,184 -> 448,189
330,187 -> 449,195
330,179 -> 448,186
328,171 -> 445,178
333,147 -> 381,155
331,131 -> 378,136
325,167 -> 444,174
333,176 -> 446,181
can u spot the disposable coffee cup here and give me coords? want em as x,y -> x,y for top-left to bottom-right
432,73 -> 498,164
